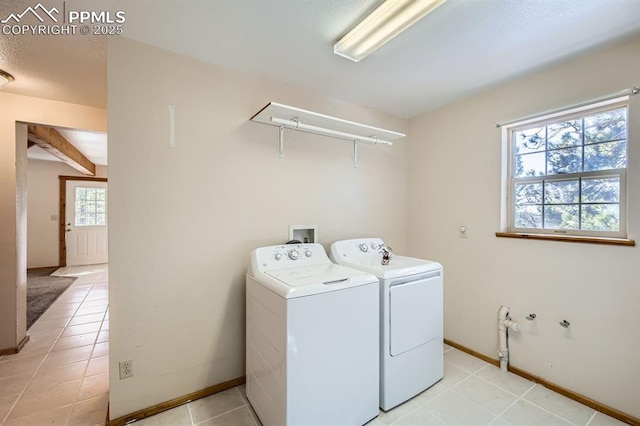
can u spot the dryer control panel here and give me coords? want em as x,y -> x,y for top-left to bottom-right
332,238 -> 387,264
331,238 -> 442,279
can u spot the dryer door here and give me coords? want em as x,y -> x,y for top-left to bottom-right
389,272 -> 443,356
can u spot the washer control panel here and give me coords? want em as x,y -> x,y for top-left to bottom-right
254,243 -> 329,272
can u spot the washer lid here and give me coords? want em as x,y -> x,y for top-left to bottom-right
248,242 -> 377,298
255,263 -> 377,298
265,263 -> 361,286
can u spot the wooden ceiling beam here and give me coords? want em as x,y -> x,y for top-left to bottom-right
27,124 -> 96,176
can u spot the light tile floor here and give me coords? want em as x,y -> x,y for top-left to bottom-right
135,347 -> 627,426
1,265 -> 628,426
0,264 -> 109,426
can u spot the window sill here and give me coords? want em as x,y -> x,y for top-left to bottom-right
495,232 -> 635,246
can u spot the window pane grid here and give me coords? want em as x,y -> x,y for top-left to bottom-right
580,139 -> 627,149
544,125 -> 548,175
513,108 -> 627,178
75,187 -> 107,227
510,103 -> 626,236
513,175 -> 621,232
541,179 -> 546,228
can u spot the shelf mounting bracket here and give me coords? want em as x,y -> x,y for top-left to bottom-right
279,125 -> 285,160
353,141 -> 358,169
250,102 -> 406,166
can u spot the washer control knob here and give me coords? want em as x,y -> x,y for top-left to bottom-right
359,243 -> 369,252
371,243 -> 378,249
274,253 -> 283,261
304,249 -> 312,257
288,249 -> 300,260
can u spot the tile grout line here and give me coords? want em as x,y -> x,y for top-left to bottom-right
584,411 -> 597,425
195,405 -> 247,426
442,361 -> 475,387
488,382 -> 537,424
448,355 -> 593,425
2,270 -> 107,425
414,395 -> 454,426
0,279 -> 86,425
448,386 -> 502,421
65,270 -> 109,424
191,388 -> 251,426
398,350 -> 601,426
470,366 -> 535,399
38,276 -> 97,426
408,369 -> 473,426
512,384 -> 584,426
186,402 -> 196,425
445,356 -> 538,425
71,279 -> 105,414
239,387 -> 259,426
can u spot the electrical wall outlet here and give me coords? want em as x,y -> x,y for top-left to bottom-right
119,360 -> 133,379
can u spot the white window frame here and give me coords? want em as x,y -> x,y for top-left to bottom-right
505,98 -> 629,239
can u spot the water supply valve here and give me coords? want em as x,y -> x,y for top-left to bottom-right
380,245 -> 392,265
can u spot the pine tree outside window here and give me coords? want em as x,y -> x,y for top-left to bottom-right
506,99 -> 628,238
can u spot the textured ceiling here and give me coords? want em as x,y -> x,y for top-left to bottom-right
117,0 -> 640,117
0,0 -> 106,108
1,0 -> 640,119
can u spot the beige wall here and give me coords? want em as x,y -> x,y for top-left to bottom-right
27,160 -> 108,269
107,37 -> 408,418
0,92 -> 106,351
407,35 -> 640,417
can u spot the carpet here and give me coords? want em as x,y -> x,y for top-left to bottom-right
27,267 -> 77,329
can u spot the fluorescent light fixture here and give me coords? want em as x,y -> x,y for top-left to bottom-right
334,0 -> 447,62
0,69 -> 14,86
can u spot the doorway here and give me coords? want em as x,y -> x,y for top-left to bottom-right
59,176 -> 108,267
0,123 -> 111,423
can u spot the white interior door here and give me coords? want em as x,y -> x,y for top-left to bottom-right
65,180 -> 108,266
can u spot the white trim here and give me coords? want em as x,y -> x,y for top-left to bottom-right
504,99 -> 629,238
496,88 -> 636,128
270,117 -> 393,145
507,99 -> 629,132
250,102 -> 405,142
513,169 -> 625,184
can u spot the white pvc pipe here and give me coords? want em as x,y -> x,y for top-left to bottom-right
503,320 -> 521,332
497,305 -> 520,372
498,306 -> 509,372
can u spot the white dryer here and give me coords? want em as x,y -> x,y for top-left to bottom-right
330,238 -> 443,411
246,243 -> 380,426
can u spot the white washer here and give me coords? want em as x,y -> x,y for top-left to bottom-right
246,243 -> 380,426
330,238 -> 444,411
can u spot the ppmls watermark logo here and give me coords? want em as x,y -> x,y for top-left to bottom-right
2,2 -> 126,36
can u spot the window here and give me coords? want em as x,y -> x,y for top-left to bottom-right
75,187 -> 107,226
506,99 -> 628,238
